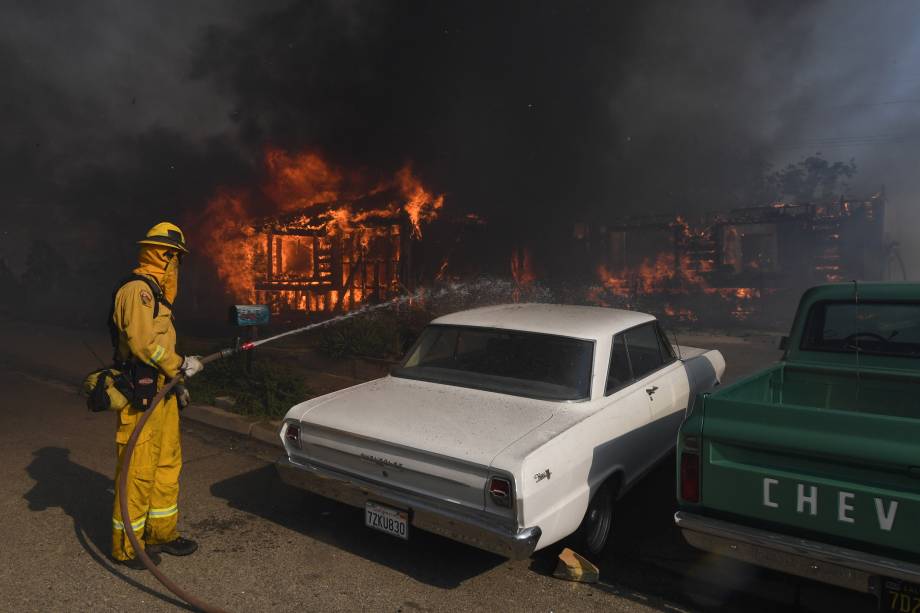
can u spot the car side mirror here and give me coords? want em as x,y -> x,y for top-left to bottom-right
778,336 -> 789,351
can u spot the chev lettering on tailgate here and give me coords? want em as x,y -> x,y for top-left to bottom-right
762,477 -> 900,532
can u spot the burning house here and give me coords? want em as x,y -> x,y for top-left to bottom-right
252,204 -> 404,315
199,148 -> 444,319
579,194 -> 888,326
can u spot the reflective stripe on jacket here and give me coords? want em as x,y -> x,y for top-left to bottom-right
112,279 -> 182,378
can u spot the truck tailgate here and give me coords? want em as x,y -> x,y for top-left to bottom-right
700,390 -> 920,560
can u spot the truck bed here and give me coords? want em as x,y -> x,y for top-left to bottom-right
715,362 -> 920,419
694,364 -> 920,560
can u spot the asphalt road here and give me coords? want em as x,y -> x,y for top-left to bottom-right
0,332 -> 881,612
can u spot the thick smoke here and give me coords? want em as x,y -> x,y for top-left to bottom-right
2,0 -> 920,305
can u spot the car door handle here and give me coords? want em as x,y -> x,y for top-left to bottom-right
646,386 -> 659,398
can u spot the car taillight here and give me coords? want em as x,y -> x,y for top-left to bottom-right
285,423 -> 301,449
680,436 -> 700,503
488,477 -> 512,507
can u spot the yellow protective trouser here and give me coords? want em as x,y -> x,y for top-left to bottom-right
111,394 -> 182,560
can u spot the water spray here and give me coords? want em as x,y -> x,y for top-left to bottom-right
117,282 -> 491,612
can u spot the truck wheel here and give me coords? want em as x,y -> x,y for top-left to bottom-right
576,480 -> 614,557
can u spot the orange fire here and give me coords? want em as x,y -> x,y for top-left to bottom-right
597,252 -> 685,295
664,304 -> 699,322
593,230 -> 767,322
511,248 -> 536,287
398,165 -> 444,239
195,147 -> 444,309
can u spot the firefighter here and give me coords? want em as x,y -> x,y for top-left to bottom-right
110,222 -> 204,569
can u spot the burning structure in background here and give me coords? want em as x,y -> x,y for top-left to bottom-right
577,194 -> 888,326
198,148 -> 444,318
195,147 -> 889,332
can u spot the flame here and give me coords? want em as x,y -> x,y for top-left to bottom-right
199,189 -> 259,301
263,149 -> 344,210
592,219 -> 767,322
597,253 -> 683,295
398,164 -> 444,239
195,147 -> 444,310
664,304 -> 698,322
511,248 -> 536,286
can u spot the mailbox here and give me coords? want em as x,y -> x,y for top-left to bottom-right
229,305 -> 271,327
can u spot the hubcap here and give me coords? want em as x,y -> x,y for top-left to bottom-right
584,493 -> 612,554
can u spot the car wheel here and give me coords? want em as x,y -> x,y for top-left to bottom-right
576,480 -> 614,557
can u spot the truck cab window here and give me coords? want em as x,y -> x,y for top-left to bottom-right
802,301 -> 920,357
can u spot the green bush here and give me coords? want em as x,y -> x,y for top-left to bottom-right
187,354 -> 312,419
318,312 -> 403,359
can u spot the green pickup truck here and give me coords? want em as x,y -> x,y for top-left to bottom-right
675,283 -> 920,610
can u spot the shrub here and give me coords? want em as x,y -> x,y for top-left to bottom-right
187,354 -> 312,419
318,311 -> 403,359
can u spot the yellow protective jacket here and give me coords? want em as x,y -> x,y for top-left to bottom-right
110,245 -> 183,446
111,278 -> 182,378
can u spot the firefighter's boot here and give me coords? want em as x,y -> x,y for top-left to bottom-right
148,536 -> 198,556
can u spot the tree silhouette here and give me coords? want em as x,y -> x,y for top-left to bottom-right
766,155 -> 857,203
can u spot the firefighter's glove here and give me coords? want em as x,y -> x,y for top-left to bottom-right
174,384 -> 190,410
181,355 -> 204,378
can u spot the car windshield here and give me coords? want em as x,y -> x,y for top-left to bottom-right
392,325 -> 594,401
801,301 -> 920,357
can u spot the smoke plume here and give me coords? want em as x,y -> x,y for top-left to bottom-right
2,0 -> 920,313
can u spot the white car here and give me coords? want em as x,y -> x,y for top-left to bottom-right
277,304 -> 725,558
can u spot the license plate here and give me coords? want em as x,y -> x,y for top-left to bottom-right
364,502 -> 409,540
878,578 -> 920,613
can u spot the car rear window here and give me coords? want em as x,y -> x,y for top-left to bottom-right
801,301 -> 920,357
394,325 -> 594,401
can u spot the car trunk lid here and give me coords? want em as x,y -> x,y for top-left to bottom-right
290,376 -> 556,511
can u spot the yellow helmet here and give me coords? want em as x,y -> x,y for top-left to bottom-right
138,222 -> 189,254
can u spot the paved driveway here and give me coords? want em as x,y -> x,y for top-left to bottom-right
0,322 -> 879,612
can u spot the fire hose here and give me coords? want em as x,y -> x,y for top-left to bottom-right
117,299 -> 411,612
118,345 -> 240,613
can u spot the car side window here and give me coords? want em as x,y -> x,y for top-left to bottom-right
624,323 -> 664,379
606,333 -> 632,395
656,323 -> 676,362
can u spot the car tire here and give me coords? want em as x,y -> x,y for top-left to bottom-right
575,479 -> 615,558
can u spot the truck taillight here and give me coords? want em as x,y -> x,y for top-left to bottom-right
680,436 -> 700,503
284,423 -> 301,449
488,477 -> 513,508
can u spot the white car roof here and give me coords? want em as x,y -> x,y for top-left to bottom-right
431,303 -> 656,341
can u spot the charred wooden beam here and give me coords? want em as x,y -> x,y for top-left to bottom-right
266,232 -> 273,281
265,228 -> 328,237
254,280 -> 333,291
332,252 -> 365,313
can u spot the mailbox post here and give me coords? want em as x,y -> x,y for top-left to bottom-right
229,305 -> 271,374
